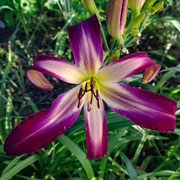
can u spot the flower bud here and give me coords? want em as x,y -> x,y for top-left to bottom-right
144,0 -> 156,9
142,64 -> 161,84
81,0 -> 98,15
128,0 -> 146,16
106,0 -> 128,38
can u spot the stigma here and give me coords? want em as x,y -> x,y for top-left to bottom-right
77,77 -> 100,111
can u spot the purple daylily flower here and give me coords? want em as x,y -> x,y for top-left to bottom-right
4,16 -> 177,158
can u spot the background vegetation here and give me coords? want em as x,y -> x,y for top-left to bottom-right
0,0 -> 180,179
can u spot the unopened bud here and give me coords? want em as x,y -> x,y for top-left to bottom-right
81,0 -> 98,15
142,64 -> 161,84
144,0 -> 156,9
106,0 -> 128,38
128,0 -> 146,16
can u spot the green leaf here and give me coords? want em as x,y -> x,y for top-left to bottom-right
170,20 -> 180,32
0,155 -> 40,180
138,171 -> 180,179
16,175 -> 42,180
2,156 -> 22,175
58,135 -> 95,180
68,178 -> 84,180
98,127 -> 128,179
153,64 -> 180,92
24,96 -> 39,113
0,5 -> 14,11
120,152 -> 138,180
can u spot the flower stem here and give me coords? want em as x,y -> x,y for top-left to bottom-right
99,20 -> 110,52
132,131 -> 148,164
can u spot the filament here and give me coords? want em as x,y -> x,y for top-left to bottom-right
77,77 -> 100,110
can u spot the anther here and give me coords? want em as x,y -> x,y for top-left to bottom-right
78,86 -> 83,99
85,82 -> 88,92
96,89 -> 100,108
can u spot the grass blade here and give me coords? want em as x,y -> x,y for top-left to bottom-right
58,135 -> 95,180
98,127 -> 128,179
1,156 -> 22,175
120,152 -> 138,180
0,154 -> 40,180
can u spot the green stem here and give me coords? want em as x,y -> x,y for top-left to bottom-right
125,11 -> 137,37
54,14 -> 74,56
108,157 -> 128,175
64,0 -> 71,20
116,35 -> 124,48
124,36 -> 136,48
132,131 -> 148,164
99,20 -> 110,52
0,42 -> 12,143
139,12 -> 150,32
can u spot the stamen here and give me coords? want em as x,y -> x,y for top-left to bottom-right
96,89 -> 99,99
77,99 -> 81,108
87,102 -> 91,112
90,77 -> 96,91
97,100 -> 100,109
77,86 -> 83,109
90,92 -> 93,104
96,89 -> 100,109
84,82 -> 88,92
77,77 -> 100,109
90,77 -> 93,88
78,86 -> 83,99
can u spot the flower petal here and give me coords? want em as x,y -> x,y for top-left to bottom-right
26,69 -> 53,91
68,15 -> 103,75
100,82 -> 177,132
84,95 -> 108,158
142,64 -> 161,84
32,55 -> 85,84
97,52 -> 156,82
4,86 -> 85,156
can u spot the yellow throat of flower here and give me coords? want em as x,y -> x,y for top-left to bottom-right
77,77 -> 100,111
